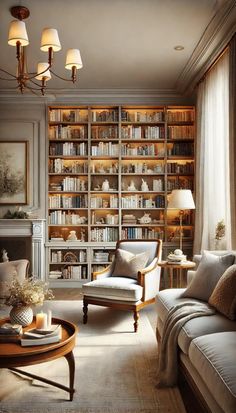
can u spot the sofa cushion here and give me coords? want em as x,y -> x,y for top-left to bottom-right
182,251 -> 235,301
155,288 -> 198,322
189,332 -> 236,413
178,312 -> 236,355
82,277 -> 143,302
209,264 -> 236,320
112,248 -> 149,280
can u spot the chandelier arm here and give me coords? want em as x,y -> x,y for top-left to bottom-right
0,68 -> 17,79
49,70 -> 74,82
28,78 -> 44,87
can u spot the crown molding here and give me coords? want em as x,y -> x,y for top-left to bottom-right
0,88 -> 194,105
177,0 -> 236,95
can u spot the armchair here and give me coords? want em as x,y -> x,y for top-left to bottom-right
82,239 -> 162,332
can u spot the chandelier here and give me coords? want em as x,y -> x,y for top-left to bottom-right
0,5 -> 83,95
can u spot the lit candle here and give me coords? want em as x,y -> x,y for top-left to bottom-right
36,312 -> 48,329
47,310 -> 52,329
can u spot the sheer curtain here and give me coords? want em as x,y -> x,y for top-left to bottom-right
194,50 -> 231,253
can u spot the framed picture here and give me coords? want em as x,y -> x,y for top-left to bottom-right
0,141 -> 28,205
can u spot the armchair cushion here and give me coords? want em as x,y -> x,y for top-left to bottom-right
112,248 -> 149,280
182,251 -> 235,301
82,277 -> 143,302
208,264 -> 236,320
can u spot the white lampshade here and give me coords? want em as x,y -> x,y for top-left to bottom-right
35,63 -> 51,81
8,20 -> 29,46
168,189 -> 195,210
40,28 -> 61,52
65,49 -> 83,70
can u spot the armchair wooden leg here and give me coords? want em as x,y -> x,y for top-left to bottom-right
133,310 -> 139,333
83,300 -> 88,324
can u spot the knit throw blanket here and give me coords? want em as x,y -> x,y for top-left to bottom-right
157,301 -> 215,387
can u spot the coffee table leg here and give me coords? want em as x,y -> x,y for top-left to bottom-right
65,351 -> 75,401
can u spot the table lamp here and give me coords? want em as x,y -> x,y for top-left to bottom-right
168,189 -> 195,253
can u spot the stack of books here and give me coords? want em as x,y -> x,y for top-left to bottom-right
0,323 -> 23,342
122,215 -> 137,225
21,324 -> 62,347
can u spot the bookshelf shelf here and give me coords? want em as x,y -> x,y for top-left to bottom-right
47,105 -> 195,286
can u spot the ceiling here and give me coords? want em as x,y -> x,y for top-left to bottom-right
0,0 -> 235,98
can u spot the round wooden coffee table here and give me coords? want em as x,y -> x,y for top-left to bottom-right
0,317 -> 78,401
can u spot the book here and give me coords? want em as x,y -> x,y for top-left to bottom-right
0,323 -> 23,335
21,325 -> 62,347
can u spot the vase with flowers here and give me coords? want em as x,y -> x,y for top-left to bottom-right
5,277 -> 54,326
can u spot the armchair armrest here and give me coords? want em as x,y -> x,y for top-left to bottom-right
92,262 -> 114,280
138,258 -> 161,301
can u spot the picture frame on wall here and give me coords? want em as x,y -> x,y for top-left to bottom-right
0,141 -> 28,205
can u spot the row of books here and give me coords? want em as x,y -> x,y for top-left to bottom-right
91,142 -> 119,156
121,143 -> 160,156
121,227 -> 164,240
49,211 -> 87,225
167,125 -> 194,139
121,194 -> 165,209
167,142 -> 194,156
167,110 -> 194,122
90,227 -> 119,242
121,125 -> 165,140
121,162 -> 164,174
49,125 -> 87,140
91,125 -> 118,140
0,322 -> 62,347
49,159 -> 88,174
121,110 -> 164,122
49,194 -> 88,209
167,177 -> 194,191
49,109 -> 88,122
90,195 -> 118,208
49,142 -> 87,156
51,249 -> 87,263
166,161 -> 194,174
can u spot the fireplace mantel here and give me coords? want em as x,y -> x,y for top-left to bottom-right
0,219 -> 46,280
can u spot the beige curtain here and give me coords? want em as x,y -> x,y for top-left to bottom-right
194,50 -> 231,253
229,34 -> 236,249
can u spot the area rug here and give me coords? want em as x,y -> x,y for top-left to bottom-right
0,301 -> 186,413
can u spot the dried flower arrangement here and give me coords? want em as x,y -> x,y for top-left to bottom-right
215,220 -> 226,240
5,277 -> 54,307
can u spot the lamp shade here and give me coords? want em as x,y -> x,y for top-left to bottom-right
40,28 -> 61,52
65,49 -> 83,70
35,63 -> 51,81
168,189 -> 195,210
8,20 -> 29,46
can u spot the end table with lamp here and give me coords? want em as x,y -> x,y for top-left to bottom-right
158,260 -> 196,288
160,189 -> 196,288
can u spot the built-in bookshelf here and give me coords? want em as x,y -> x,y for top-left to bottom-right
46,105 -> 195,286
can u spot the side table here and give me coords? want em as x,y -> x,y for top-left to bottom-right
158,260 -> 196,288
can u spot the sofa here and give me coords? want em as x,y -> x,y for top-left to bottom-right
156,250 -> 236,413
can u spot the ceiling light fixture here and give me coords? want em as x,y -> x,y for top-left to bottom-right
174,45 -> 184,51
0,5 -> 83,95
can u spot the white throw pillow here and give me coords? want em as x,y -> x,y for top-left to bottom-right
182,251 -> 235,302
112,249 -> 149,280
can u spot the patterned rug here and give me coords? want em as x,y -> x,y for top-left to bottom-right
0,301 -> 186,413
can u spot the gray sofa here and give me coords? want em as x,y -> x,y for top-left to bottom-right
156,251 -> 236,413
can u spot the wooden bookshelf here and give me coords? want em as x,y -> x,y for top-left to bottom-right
46,105 -> 195,286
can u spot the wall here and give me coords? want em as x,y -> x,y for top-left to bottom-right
0,102 -> 46,219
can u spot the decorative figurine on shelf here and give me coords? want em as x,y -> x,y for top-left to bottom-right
67,231 -> 78,241
141,179 -> 149,192
102,179 -> 110,191
1,249 -> 9,262
80,229 -> 85,242
138,213 -> 152,224
127,180 -> 137,191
